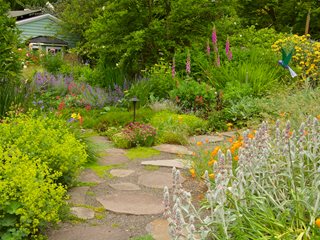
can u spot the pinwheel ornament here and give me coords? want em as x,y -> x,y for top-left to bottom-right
278,48 -> 297,78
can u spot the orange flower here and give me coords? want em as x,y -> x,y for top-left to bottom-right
205,138 -> 209,143
211,146 -> 220,157
233,155 -> 239,161
279,112 -> 286,117
196,141 -> 203,146
192,152 -> 196,156
208,159 -> 216,166
248,133 -> 254,139
317,115 -> 320,120
228,137 -> 234,143
209,173 -> 215,179
315,218 -> 320,228
189,169 -> 196,178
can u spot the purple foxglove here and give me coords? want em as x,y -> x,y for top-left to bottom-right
186,51 -> 191,75
212,26 -> 217,45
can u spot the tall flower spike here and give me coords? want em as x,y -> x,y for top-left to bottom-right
172,57 -> 175,79
217,53 -> 221,67
206,39 -> 210,56
225,37 -> 230,55
212,26 -> 217,45
186,51 -> 191,75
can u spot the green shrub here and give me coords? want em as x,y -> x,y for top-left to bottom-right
169,80 -> 216,113
95,108 -> 155,132
108,122 -> 156,149
0,147 -> 66,239
0,112 -> 88,185
150,111 -> 207,144
42,53 -> 65,74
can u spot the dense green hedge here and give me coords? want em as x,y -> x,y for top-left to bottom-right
0,113 -> 88,185
0,113 -> 88,239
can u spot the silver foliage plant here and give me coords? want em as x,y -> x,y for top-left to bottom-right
164,116 -> 320,239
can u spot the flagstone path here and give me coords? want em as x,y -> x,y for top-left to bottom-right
46,131 -> 235,240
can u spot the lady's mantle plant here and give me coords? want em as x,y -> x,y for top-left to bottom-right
164,116 -> 320,239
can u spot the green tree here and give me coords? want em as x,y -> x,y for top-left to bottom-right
85,0 -> 221,77
237,0 -> 320,38
4,0 -> 57,10
0,0 -> 21,80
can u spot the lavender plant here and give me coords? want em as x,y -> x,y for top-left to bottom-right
164,116 -> 320,239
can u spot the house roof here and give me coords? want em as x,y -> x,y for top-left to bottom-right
29,36 -> 68,46
9,9 -> 42,19
16,13 -> 61,25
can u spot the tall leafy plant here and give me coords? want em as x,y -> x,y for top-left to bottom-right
0,0 -> 23,116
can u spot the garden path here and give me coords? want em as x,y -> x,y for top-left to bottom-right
46,132 -> 235,240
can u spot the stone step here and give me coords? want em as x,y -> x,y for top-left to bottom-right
153,144 -> 193,155
138,172 -> 185,189
141,159 -> 190,169
110,169 -> 135,177
96,192 -> 164,215
109,182 -> 141,191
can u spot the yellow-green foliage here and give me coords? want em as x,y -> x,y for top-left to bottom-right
0,147 -> 66,239
150,111 -> 207,144
0,113 -> 88,185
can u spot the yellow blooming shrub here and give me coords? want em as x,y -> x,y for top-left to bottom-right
0,147 -> 66,239
272,34 -> 320,86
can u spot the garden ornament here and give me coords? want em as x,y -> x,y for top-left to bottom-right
278,48 -> 297,78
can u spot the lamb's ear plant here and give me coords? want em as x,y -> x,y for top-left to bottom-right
164,116 -> 320,239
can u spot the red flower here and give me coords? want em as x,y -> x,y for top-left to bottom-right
85,105 -> 91,111
58,101 -> 65,111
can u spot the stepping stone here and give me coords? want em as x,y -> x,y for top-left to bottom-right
105,148 -> 126,154
89,135 -> 111,145
96,192 -> 164,215
146,218 -> 170,240
70,207 -> 95,220
138,172 -> 185,189
109,182 -> 141,191
68,186 -> 90,205
77,169 -> 104,183
189,135 -> 224,144
98,154 -> 129,165
153,144 -> 193,155
48,224 -> 130,240
218,131 -> 237,138
110,169 -> 134,177
141,159 -> 189,169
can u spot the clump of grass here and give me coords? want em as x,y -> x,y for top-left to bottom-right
125,147 -> 160,160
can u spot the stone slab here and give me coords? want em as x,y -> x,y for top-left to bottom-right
109,182 -> 141,191
110,169 -> 134,177
189,135 -> 224,144
153,144 -> 193,155
48,224 -> 130,240
146,219 -> 170,240
218,131 -> 237,138
77,169 -> 104,184
89,135 -> 112,145
138,172 -> 185,189
141,159 -> 188,169
98,154 -> 129,165
105,148 -> 126,154
67,187 -> 89,205
96,192 -> 164,215
70,207 -> 95,220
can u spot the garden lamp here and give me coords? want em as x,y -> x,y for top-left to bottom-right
130,96 -> 139,122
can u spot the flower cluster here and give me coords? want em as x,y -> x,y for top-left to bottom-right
166,116 -> 320,239
121,122 -> 157,147
272,34 -> 320,86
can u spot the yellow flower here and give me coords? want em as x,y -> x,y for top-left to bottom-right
315,218 -> 320,228
208,159 -> 216,166
71,113 -> 77,119
209,173 -> 215,179
189,169 -> 196,178
196,141 -> 203,146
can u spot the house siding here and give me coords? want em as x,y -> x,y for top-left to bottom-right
17,17 -> 77,47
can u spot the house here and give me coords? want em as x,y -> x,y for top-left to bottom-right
9,9 -> 77,53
